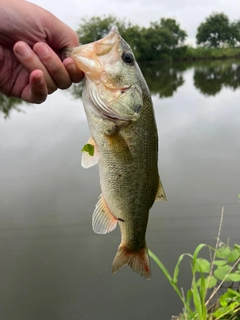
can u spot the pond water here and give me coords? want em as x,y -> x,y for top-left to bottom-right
0,60 -> 240,320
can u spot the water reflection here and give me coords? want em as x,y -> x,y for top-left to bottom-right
1,62 -> 240,320
140,63 -> 184,97
0,94 -> 25,118
1,60 -> 240,119
194,60 -> 240,96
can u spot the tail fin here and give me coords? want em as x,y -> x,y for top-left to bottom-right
112,245 -> 151,279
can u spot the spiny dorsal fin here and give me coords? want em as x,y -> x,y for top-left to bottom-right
81,137 -> 99,169
155,178 -> 167,201
92,194 -> 118,234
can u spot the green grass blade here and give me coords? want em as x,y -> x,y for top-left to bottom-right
148,249 -> 173,283
192,281 -> 202,319
173,253 -> 192,284
148,249 -> 192,314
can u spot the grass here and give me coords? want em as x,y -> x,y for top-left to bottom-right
149,208 -> 240,320
182,47 -> 240,61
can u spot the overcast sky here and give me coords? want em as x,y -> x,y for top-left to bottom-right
30,0 -> 240,45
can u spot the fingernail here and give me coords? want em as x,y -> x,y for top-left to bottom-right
36,44 -> 49,58
15,43 -> 31,58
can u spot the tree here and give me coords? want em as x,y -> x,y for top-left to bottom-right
196,13 -> 236,47
76,15 -> 131,44
76,15 -> 142,59
231,20 -> 240,46
159,18 -> 187,47
76,16 -> 187,62
137,18 -> 187,61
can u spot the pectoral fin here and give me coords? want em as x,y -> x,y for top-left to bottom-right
92,194 -> 118,234
105,132 -> 133,162
81,137 -> 99,168
155,178 -> 167,201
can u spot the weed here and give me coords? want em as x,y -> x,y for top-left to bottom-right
149,208 -> 240,320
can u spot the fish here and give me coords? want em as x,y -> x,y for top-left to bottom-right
65,26 -> 166,279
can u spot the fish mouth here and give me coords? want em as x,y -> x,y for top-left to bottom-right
64,26 -> 120,83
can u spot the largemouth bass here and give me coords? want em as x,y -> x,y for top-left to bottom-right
66,26 -> 166,279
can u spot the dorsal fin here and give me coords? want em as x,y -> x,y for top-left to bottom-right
155,178 -> 167,201
81,137 -> 99,168
92,194 -> 118,234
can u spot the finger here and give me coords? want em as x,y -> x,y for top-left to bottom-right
63,57 -> 84,83
21,70 -> 48,104
13,41 -> 57,93
33,42 -> 72,89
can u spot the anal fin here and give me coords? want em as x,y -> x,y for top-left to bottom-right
92,194 -> 117,234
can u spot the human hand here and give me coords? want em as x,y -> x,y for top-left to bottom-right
0,0 -> 84,103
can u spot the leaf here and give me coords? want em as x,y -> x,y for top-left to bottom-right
234,244 -> 240,251
213,260 -> 227,266
219,293 -> 233,307
214,265 -> 232,281
219,288 -> 240,307
213,303 -> 238,318
226,288 -> 240,299
196,275 -> 217,289
81,143 -> 94,156
194,258 -> 211,273
227,248 -> 240,263
186,289 -> 193,305
216,246 -> 231,259
226,272 -> 240,282
204,275 -> 217,289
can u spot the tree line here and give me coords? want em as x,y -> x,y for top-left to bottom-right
76,13 -> 240,62
2,60 -> 240,118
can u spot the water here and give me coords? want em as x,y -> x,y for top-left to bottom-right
0,61 -> 240,320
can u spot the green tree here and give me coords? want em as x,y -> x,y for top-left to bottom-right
231,20 -> 240,46
76,16 -> 187,62
141,18 -> 187,61
76,15 -> 130,44
159,18 -> 187,47
76,15 -> 143,59
196,13 -> 236,47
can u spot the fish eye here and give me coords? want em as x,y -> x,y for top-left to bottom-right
122,52 -> 134,65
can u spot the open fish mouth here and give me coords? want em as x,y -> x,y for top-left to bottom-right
64,26 -> 120,83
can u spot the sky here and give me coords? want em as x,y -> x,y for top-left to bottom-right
29,0 -> 240,45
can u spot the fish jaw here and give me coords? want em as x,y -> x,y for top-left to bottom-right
65,26 -> 144,122
65,26 -> 121,84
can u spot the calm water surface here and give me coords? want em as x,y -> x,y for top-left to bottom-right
0,61 -> 240,320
